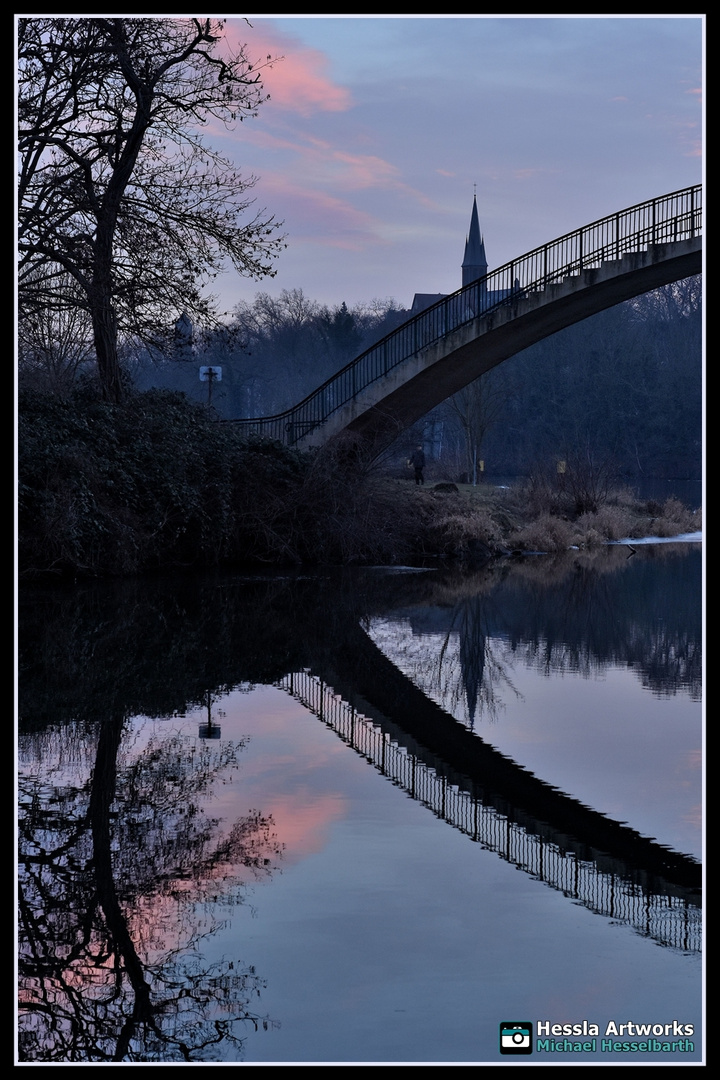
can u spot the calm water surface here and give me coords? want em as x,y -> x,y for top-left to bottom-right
17,542 -> 703,1064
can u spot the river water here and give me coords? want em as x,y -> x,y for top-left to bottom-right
17,540 -> 703,1064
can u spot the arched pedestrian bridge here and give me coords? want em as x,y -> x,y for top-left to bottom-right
230,185 -> 702,457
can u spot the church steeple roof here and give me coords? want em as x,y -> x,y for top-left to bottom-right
462,194 -> 488,287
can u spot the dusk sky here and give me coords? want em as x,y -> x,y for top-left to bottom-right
207,15 -> 703,315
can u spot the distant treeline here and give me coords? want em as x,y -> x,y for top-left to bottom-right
132,290 -> 410,419
147,278 -> 703,482
18,278 -> 701,484
475,276 -> 702,481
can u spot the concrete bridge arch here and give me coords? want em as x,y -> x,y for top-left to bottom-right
316,238 -> 701,454
232,187 -> 702,458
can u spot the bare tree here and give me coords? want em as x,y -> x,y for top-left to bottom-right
226,291 -> 408,416
17,268 -> 95,392
442,370 -> 509,484
18,717 -> 281,1062
18,17 -> 284,402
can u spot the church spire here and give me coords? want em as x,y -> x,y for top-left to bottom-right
462,194 -> 488,287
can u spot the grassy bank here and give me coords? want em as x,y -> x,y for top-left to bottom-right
18,389 -> 701,579
381,479 -> 701,559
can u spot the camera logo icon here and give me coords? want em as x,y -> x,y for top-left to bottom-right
499,1021 -> 533,1055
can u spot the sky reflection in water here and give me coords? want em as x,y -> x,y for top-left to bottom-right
18,544 -> 703,1063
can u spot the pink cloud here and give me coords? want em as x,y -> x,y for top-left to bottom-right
682,804 -> 702,829
674,119 -> 702,158
512,167 -> 548,180
242,126 -> 436,208
226,19 -> 353,117
330,149 -> 403,190
240,127 -> 384,190
258,175 -> 383,250
262,792 -> 348,864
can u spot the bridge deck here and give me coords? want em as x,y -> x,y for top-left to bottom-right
230,186 -> 702,458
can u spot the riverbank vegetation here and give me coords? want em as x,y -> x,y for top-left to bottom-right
18,388 -> 701,580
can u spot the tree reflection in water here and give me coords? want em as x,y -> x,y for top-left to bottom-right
367,543 -> 701,730
18,716 -> 281,1062
370,595 -> 522,730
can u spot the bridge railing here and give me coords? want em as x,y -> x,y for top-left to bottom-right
230,185 -> 702,446
281,669 -> 701,952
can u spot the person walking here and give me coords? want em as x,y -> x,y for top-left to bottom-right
409,445 -> 426,485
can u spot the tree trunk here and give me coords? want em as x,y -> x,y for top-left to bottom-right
91,289 -> 124,403
89,717 -> 154,1040
91,222 -> 125,402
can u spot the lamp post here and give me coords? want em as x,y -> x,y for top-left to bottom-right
199,690 -> 221,740
199,366 -> 222,407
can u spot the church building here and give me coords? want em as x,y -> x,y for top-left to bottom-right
411,195 -> 510,315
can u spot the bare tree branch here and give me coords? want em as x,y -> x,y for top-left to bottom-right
18,17 -> 285,402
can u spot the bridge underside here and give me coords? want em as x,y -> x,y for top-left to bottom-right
298,238 -> 701,457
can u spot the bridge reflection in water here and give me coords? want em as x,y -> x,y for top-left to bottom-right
281,669 -> 700,955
